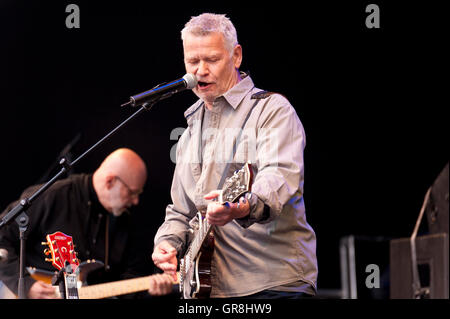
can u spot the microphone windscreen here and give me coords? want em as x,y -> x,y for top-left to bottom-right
183,73 -> 197,89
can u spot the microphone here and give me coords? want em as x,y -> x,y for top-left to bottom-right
121,73 -> 197,107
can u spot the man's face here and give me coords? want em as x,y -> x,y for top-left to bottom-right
183,32 -> 242,106
107,176 -> 142,216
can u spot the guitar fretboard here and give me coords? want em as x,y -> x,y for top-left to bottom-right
189,216 -> 213,263
65,274 -> 79,299
77,276 -> 153,299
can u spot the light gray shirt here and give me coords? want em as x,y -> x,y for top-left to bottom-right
154,74 -> 318,297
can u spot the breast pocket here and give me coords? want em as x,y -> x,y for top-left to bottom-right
214,127 -> 257,190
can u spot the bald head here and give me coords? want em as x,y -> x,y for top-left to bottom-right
96,148 -> 147,186
93,148 -> 147,215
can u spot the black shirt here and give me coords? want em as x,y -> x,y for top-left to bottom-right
0,174 -> 151,296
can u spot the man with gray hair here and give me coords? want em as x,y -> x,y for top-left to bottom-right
152,13 -> 318,298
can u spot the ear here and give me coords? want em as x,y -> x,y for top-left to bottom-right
233,44 -> 242,69
105,174 -> 116,190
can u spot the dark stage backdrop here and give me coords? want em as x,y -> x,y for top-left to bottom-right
0,1 -> 447,293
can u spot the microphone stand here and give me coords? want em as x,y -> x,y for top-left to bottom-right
0,101 -> 156,298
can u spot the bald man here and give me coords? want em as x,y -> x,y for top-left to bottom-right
0,148 -> 172,299
93,148 -> 147,217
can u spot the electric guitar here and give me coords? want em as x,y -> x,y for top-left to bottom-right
43,231 -> 177,299
179,162 -> 253,299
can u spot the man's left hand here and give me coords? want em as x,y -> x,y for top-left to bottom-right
148,273 -> 175,296
204,191 -> 250,226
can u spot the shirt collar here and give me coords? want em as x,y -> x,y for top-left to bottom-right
222,72 -> 254,110
184,71 -> 254,120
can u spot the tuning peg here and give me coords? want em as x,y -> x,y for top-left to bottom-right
47,257 -> 59,262
41,241 -> 49,246
44,248 -> 51,255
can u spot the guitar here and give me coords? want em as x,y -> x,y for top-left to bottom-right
179,161 -> 253,299
43,231 -> 177,299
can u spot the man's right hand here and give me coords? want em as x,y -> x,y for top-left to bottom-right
152,240 -> 178,281
28,281 -> 60,299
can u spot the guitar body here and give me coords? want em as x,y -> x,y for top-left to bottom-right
195,233 -> 214,298
181,231 -> 214,299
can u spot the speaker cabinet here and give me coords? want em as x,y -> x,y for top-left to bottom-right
426,163 -> 449,235
390,233 -> 449,299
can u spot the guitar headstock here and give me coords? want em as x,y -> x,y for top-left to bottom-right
42,231 -> 79,272
220,161 -> 253,203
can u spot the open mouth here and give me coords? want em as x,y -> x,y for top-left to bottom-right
198,81 -> 213,89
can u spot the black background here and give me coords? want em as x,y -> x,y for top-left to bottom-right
0,0 -> 447,295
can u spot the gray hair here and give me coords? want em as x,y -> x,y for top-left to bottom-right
181,13 -> 238,53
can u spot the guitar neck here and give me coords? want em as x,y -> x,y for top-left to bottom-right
29,267 -> 178,299
184,162 -> 252,266
77,272 -> 179,299
189,217 -> 213,259
77,275 -> 152,299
